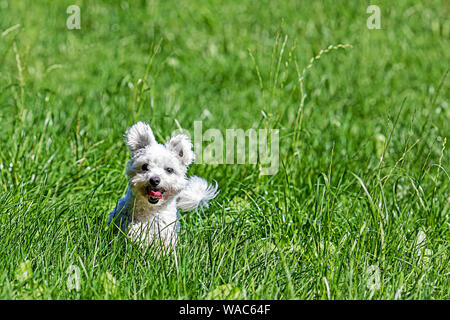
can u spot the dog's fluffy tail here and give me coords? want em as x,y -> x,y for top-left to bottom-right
176,176 -> 219,212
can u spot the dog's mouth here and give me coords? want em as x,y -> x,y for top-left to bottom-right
145,186 -> 165,204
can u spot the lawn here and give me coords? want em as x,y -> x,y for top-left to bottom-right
0,0 -> 448,299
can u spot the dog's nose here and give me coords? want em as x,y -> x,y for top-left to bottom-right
149,176 -> 160,187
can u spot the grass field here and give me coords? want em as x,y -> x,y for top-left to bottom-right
0,0 -> 448,299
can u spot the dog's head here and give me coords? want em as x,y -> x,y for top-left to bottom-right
124,122 -> 194,207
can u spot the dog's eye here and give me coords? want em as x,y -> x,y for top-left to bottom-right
165,167 -> 174,174
142,164 -> 149,171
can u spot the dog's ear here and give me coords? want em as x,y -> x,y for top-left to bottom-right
166,134 -> 195,166
125,122 -> 156,155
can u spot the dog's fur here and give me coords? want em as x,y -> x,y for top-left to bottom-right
108,121 -> 218,250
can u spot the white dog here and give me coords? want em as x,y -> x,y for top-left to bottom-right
108,121 -> 218,251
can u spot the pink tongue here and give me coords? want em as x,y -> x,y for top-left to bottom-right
148,190 -> 163,199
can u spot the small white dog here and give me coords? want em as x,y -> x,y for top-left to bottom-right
108,121 -> 218,250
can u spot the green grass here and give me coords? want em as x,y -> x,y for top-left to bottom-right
0,0 -> 449,299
